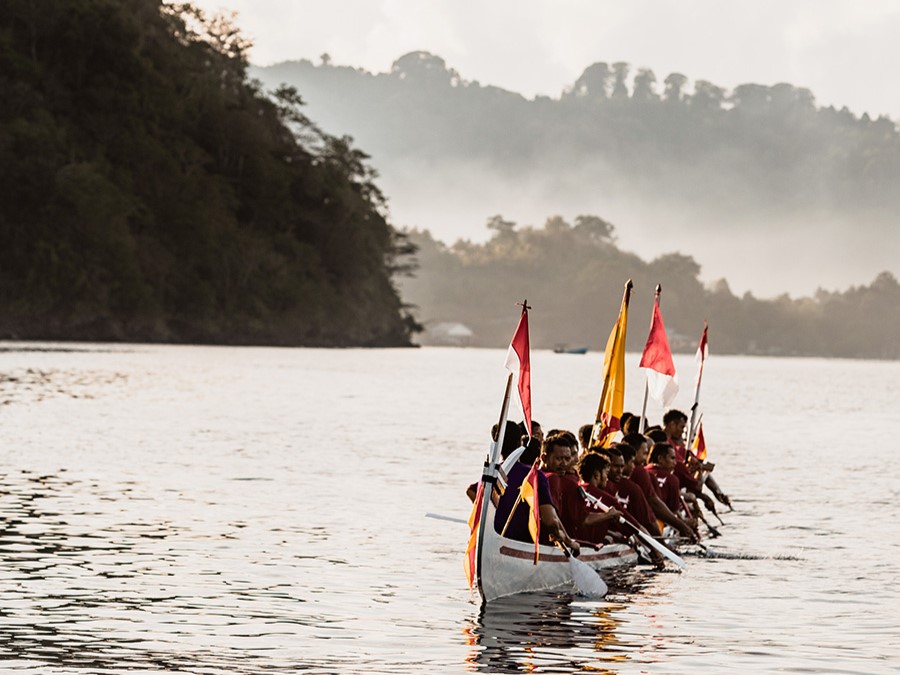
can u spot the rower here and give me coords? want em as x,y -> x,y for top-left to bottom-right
646,442 -> 699,537
622,414 -> 643,436
622,433 -> 697,542
664,409 -> 731,508
573,452 -> 624,544
605,444 -> 663,537
466,420 -> 525,503
577,424 -> 593,453
542,434 -> 610,546
494,434 -> 580,553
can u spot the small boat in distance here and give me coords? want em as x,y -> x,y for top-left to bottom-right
553,345 -> 588,354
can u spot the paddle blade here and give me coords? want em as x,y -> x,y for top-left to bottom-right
569,557 -> 608,598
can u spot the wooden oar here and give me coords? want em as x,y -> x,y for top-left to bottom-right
554,540 -> 608,598
579,488 -> 686,569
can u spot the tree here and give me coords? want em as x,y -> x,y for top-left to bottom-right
611,62 -> 630,99
663,73 -> 688,103
632,68 -> 658,102
690,80 -> 725,113
568,62 -> 611,99
573,215 -> 615,242
391,51 -> 457,85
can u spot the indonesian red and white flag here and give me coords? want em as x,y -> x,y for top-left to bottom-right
504,302 -> 532,437
639,300 -> 679,407
694,321 -> 709,391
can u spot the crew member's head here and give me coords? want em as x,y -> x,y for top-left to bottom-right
492,420 -> 525,460
649,442 -> 676,470
616,442 -> 637,476
621,432 -> 650,467
540,434 -> 571,474
578,452 -> 610,489
662,409 -> 688,444
578,424 -> 593,451
603,446 -> 625,482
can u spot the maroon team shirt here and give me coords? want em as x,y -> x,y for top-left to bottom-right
577,482 -> 621,543
674,462 -> 702,493
547,473 -> 591,539
629,463 -> 659,502
647,465 -> 682,513
606,476 -> 656,532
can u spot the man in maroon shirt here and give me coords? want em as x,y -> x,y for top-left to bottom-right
622,433 -> 697,542
664,409 -> 731,510
605,444 -> 662,537
543,434 -> 620,544
575,452 -> 625,544
647,442 -> 691,520
494,435 -> 579,552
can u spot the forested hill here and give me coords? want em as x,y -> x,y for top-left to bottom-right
0,1 -> 418,347
401,219 -> 900,359
253,52 -> 900,296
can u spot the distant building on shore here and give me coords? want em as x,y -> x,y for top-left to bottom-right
425,322 -> 475,346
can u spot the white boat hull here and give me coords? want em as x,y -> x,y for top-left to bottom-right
476,501 -> 638,603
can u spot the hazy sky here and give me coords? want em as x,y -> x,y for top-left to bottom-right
191,0 -> 900,119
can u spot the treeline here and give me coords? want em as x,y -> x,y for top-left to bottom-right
254,51 -> 900,218
400,218 -> 900,359
0,1 -> 417,346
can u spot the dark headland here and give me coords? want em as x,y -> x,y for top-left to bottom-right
0,1 -> 418,347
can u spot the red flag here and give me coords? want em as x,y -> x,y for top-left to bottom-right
694,321 -> 709,391
504,302 -> 532,437
639,300 -> 679,406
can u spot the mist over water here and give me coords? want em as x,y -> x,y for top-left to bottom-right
378,158 -> 897,298
0,343 -> 897,672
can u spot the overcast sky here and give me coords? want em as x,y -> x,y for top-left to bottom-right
191,0 -> 900,119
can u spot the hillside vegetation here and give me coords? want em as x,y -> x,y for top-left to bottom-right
0,1 -> 418,346
402,218 -> 900,359
254,52 -> 900,298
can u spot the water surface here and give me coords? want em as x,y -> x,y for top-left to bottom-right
0,344 -> 897,673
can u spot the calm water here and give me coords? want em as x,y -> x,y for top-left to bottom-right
0,343 -> 898,673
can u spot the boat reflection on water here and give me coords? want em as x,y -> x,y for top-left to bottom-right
464,569 -> 652,673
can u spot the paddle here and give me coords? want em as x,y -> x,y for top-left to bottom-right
425,512 -> 467,525
555,540 -> 608,598
695,506 -> 722,538
580,487 -> 687,569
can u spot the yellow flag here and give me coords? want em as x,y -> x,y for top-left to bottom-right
519,462 -> 541,565
592,280 -> 633,448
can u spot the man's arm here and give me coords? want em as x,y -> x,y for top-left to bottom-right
539,504 -> 580,555
647,491 -> 697,542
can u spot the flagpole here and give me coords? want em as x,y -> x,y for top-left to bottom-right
687,321 -> 708,450
639,285 -> 662,433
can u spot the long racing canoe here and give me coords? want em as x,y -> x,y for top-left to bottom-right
475,497 -> 638,603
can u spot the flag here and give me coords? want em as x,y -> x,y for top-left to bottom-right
463,481 -> 484,588
639,299 -> 679,407
592,280 -> 632,447
692,422 -> 707,461
519,460 -> 541,564
694,321 -> 709,391
504,301 -> 532,437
